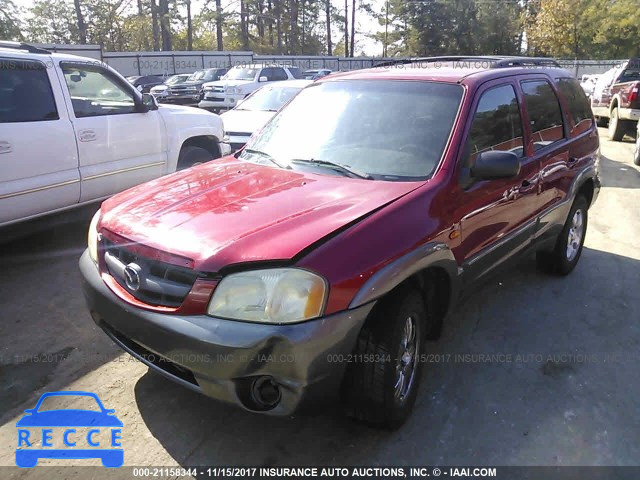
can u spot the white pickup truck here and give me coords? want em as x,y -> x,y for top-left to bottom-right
0,42 -> 230,228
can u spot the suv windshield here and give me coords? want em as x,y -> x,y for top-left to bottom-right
239,80 -> 463,181
226,67 -> 260,81
238,85 -> 304,112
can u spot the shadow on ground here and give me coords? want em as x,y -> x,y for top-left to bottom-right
0,208 -> 121,424
133,246 -> 640,466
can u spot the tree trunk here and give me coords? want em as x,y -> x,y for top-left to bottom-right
215,0 -> 223,51
325,0 -> 332,56
73,0 -> 87,44
268,0 -> 274,46
275,0 -> 283,54
344,0 -> 348,57
300,0 -> 305,54
240,0 -> 249,50
289,0 -> 298,55
159,0 -> 171,51
383,0 -> 388,56
150,0 -> 160,51
186,0 -> 193,50
257,0 -> 265,40
350,0 -> 356,57
137,0 -> 143,15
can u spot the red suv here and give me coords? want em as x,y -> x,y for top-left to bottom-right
81,56 -> 600,429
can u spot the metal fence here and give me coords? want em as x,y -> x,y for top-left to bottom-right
34,43 -> 625,79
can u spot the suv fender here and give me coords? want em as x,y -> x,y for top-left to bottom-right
349,242 -> 460,311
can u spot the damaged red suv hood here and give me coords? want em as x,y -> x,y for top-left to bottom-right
99,157 -> 422,272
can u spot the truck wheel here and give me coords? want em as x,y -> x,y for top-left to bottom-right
342,285 -> 428,430
634,135 -> 640,166
536,196 -> 588,276
608,108 -> 624,141
177,146 -> 213,170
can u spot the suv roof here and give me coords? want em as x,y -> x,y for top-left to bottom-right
324,56 -> 569,85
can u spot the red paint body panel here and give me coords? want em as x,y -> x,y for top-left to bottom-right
100,157 -> 422,273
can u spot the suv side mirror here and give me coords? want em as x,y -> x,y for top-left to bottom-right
471,150 -> 521,180
258,76 -> 268,82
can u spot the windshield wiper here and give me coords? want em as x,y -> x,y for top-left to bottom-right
242,148 -> 288,169
290,158 -> 373,180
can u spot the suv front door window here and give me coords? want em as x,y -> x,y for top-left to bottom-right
60,63 -> 165,202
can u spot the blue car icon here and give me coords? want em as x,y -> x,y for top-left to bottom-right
15,391 -> 123,468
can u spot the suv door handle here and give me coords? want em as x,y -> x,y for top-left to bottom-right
0,140 -> 12,154
78,129 -> 97,142
521,179 -> 532,188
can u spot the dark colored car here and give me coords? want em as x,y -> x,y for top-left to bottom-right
157,68 -> 229,104
590,58 -> 640,140
303,69 -> 332,80
126,75 -> 165,93
81,56 -> 600,429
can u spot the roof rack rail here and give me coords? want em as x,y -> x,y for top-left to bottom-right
0,41 -> 51,55
375,55 -> 560,69
492,57 -> 560,68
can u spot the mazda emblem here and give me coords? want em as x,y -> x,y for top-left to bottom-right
123,263 -> 142,292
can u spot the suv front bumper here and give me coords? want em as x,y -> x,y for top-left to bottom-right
79,251 -> 373,415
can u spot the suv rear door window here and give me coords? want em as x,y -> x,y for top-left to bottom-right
555,77 -> 593,136
521,80 -> 565,150
465,84 -> 524,167
0,59 -> 58,123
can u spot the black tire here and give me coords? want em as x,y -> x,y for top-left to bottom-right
177,145 -> 213,170
342,285 -> 429,429
536,196 -> 588,276
633,135 -> 640,166
608,108 -> 625,141
596,116 -> 608,128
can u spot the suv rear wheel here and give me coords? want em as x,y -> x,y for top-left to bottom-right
536,196 -> 588,275
342,285 -> 429,429
634,135 -> 640,166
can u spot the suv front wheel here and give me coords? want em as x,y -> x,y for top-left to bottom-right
342,285 -> 429,429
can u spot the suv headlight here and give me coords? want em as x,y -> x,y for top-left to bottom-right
226,86 -> 239,94
203,85 -> 214,92
207,268 -> 327,323
88,209 -> 101,264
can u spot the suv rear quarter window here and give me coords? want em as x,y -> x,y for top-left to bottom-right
465,84 -> 524,167
521,80 -> 565,151
0,58 -> 59,123
555,77 -> 594,137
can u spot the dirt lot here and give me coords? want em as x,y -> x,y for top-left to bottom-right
1,129 -> 639,478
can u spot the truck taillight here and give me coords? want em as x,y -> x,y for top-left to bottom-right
630,85 -> 639,103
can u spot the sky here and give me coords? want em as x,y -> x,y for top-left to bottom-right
12,0 -> 386,56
